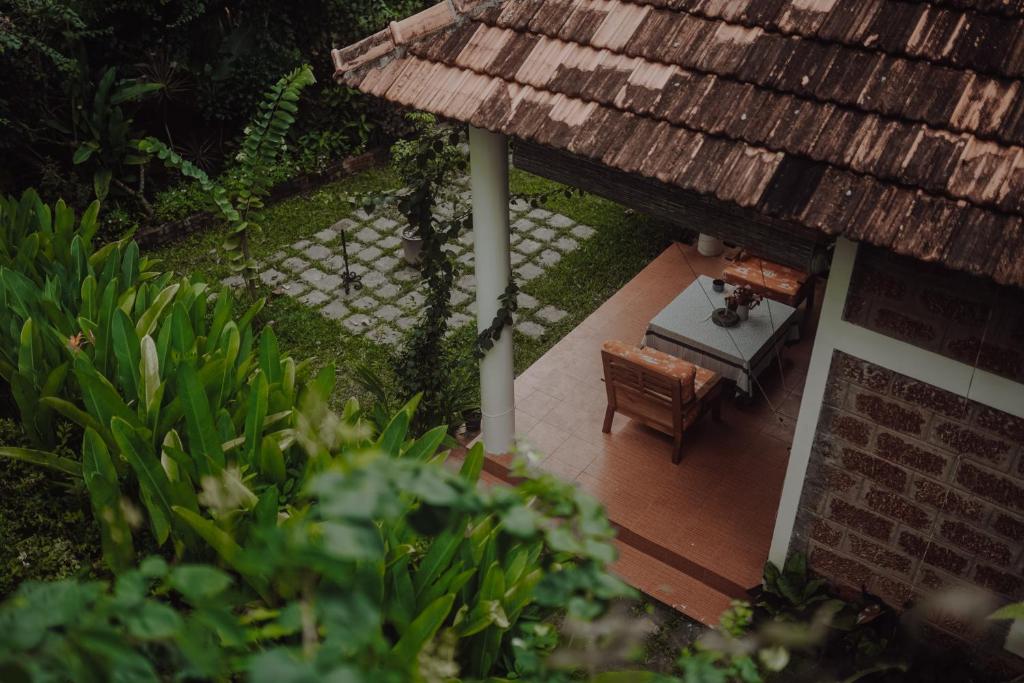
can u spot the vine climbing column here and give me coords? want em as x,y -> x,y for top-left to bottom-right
469,126 -> 515,454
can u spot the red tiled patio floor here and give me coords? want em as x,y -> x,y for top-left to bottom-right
485,243 -> 821,625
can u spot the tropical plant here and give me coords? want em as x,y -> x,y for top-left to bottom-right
0,394 -> 637,682
141,65 -> 316,291
0,189 -> 310,572
46,66 -> 163,206
0,189 -> 158,447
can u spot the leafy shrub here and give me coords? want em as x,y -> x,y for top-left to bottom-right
0,390 -> 635,681
142,65 -> 317,288
0,189 -> 318,573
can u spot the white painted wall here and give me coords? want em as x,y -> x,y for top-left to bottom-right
469,126 -> 515,454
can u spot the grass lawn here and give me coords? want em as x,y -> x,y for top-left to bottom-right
151,162 -> 690,406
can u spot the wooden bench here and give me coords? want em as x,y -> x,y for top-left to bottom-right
722,253 -> 815,334
601,340 -> 723,464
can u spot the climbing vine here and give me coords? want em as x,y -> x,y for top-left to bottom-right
352,117 -> 589,428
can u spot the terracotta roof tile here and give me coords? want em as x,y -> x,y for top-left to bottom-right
332,0 -> 1024,286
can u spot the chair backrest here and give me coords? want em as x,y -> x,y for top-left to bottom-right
600,341 -> 696,423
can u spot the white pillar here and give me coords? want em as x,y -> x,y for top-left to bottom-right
469,126 -> 515,454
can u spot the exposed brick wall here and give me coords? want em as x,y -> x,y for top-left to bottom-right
791,350 -> 1024,647
843,245 -> 1024,384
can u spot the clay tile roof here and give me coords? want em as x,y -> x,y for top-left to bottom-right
333,0 -> 1024,287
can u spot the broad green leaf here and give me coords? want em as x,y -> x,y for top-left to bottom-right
178,363 -> 224,477
414,527 -> 464,597
0,446 -> 80,478
377,408 -> 409,457
168,564 -> 233,604
41,396 -> 106,442
134,282 -> 180,338
243,374 -> 268,467
454,599 -> 509,637
258,436 -> 286,485
140,335 -> 160,415
402,425 -> 447,463
391,593 -> 456,666
258,327 -> 281,384
82,429 -> 135,573
124,601 -> 182,640
172,506 -> 269,602
112,416 -> 172,545
990,603 -> 1024,621
460,442 -> 485,482
111,309 -> 140,402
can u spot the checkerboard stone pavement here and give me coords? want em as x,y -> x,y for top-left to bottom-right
224,176 -> 596,346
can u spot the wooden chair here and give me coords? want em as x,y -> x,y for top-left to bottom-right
722,252 -> 815,331
600,340 -> 722,464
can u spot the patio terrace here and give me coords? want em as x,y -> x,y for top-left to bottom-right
480,243 -> 821,624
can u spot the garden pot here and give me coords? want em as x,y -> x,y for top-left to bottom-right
464,410 -> 482,433
697,233 -> 724,256
401,226 -> 423,266
736,304 -> 749,321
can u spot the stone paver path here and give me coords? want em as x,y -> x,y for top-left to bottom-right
233,176 -> 599,346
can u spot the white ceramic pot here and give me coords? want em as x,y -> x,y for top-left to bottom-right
401,226 -> 423,266
697,233 -> 725,256
736,304 -> 749,321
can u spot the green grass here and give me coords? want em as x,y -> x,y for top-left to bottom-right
508,168 -> 691,372
152,167 -> 403,405
149,162 -> 688,405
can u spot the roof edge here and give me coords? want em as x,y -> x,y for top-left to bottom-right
332,0 -> 496,78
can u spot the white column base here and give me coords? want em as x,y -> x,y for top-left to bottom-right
469,126 -> 515,454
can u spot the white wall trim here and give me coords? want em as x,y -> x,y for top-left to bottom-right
768,238 -> 859,566
769,237 -> 1024,566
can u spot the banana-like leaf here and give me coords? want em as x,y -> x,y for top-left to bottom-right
134,282 -> 179,338
258,328 -> 281,385
391,593 -> 456,666
178,363 -> 224,477
459,442 -> 485,482
377,408 -> 409,458
0,446 -> 80,478
139,334 -> 160,416
111,309 -> 140,403
243,373 -> 268,468
40,396 -> 105,439
258,435 -> 286,485
111,416 -> 172,545
454,599 -> 509,637
172,505 -> 270,602
402,425 -> 447,462
82,429 -> 135,572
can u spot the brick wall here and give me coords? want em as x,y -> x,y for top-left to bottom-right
843,245 -> 1024,384
792,350 -> 1024,645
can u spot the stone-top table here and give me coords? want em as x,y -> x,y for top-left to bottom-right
644,275 -> 799,398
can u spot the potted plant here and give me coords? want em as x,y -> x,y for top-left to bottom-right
726,285 -> 763,321
390,114 -> 465,267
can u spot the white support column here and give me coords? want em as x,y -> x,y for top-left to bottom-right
768,237 -> 859,566
469,126 -> 515,454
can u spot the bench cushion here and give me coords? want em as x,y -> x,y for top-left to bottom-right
723,256 -> 808,306
602,339 -> 697,401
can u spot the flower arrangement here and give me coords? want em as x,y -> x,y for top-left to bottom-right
725,285 -> 763,311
